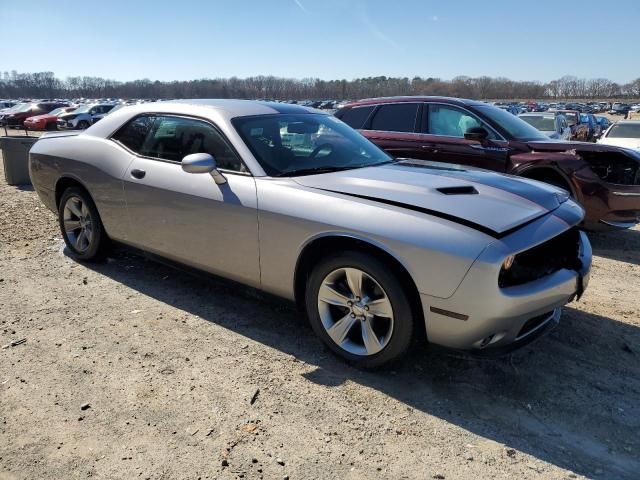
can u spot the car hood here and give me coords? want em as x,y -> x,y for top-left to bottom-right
523,138 -> 631,153
598,138 -> 640,151
293,159 -> 567,237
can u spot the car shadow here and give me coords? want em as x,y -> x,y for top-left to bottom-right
588,228 -> 640,266
78,246 -> 640,479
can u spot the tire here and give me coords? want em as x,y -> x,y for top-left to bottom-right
58,187 -> 109,261
77,120 -> 90,130
305,251 -> 415,369
45,122 -> 57,131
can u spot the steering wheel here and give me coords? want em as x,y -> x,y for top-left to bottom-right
309,143 -> 334,159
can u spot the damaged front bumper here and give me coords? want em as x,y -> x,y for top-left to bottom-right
420,206 -> 592,353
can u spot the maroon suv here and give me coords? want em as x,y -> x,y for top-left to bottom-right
335,96 -> 640,229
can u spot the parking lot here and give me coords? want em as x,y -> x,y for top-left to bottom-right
0,135 -> 639,479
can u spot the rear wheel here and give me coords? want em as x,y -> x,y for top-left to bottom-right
58,187 -> 108,260
305,251 -> 414,369
45,122 -> 57,131
77,120 -> 90,130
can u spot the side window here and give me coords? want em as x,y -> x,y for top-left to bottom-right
370,103 -> 419,133
140,116 -> 244,172
112,115 -> 155,153
428,105 -> 495,139
338,106 -> 375,129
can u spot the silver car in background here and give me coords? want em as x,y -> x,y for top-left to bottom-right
29,100 -> 591,368
519,112 -> 572,140
57,103 -> 117,130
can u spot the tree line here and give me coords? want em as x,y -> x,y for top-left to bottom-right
1,70 -> 639,101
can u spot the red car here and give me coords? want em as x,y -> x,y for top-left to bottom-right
0,101 -> 69,128
23,106 -> 77,131
335,96 -> 640,229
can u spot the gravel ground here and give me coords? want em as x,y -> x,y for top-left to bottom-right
0,139 -> 639,480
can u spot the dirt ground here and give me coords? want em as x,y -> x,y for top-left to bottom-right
0,135 -> 639,480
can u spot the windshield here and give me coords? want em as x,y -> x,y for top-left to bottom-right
519,115 -> 556,132
607,124 -> 640,139
233,114 -> 392,176
14,103 -> 34,113
3,103 -> 26,112
563,113 -> 578,125
73,105 -> 92,113
474,105 -> 548,140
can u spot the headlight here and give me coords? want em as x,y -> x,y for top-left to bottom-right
502,255 -> 515,271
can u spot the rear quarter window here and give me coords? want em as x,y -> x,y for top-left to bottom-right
112,115 -> 155,153
337,106 -> 375,129
369,103 -> 419,133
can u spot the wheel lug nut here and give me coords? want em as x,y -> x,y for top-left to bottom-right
350,313 -> 356,318
347,301 -> 353,306
364,305 -> 369,311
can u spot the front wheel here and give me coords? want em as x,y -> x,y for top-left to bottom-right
58,187 -> 108,260
305,251 -> 415,369
77,120 -> 90,130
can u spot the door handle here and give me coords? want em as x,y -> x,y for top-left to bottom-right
131,169 -> 146,179
421,144 -> 438,154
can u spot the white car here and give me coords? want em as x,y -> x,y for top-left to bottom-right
598,121 -> 640,152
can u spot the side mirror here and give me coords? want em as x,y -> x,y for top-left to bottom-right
464,126 -> 489,142
182,153 -> 227,184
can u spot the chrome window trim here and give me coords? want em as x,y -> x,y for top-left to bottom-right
109,112 -> 253,176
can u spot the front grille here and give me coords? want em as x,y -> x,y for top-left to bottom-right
499,227 -> 581,288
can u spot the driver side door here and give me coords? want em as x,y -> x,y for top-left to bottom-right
115,114 -> 260,287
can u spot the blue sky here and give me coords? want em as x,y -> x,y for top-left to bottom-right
2,0 -> 638,83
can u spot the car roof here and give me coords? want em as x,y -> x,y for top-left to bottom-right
164,99 -> 320,116
342,96 -> 487,108
86,99 -> 325,140
615,120 -> 640,125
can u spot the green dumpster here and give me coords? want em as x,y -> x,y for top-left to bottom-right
0,136 -> 39,186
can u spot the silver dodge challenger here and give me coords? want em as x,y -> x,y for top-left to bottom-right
29,100 -> 592,368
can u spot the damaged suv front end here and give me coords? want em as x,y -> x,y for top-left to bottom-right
572,147 -> 640,229
510,141 -> 640,230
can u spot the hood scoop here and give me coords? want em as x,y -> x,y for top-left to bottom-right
437,186 -> 478,195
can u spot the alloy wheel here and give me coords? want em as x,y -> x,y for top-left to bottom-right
62,196 -> 94,253
317,267 -> 394,356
